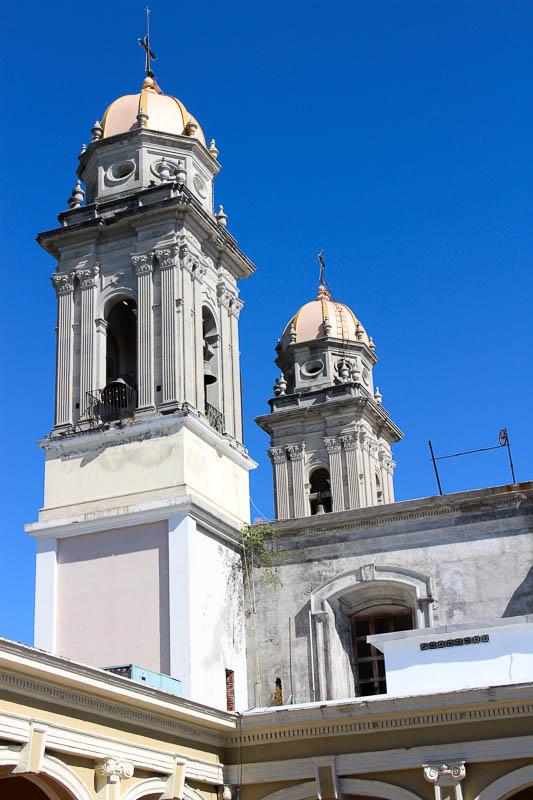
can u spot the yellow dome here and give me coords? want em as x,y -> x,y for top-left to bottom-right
100,77 -> 206,146
280,286 -> 370,350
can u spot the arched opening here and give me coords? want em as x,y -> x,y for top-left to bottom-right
106,298 -> 137,387
202,306 -> 222,431
375,472 -> 383,504
351,604 -> 413,696
0,773 -> 73,800
509,790 -> 533,799
309,467 -> 332,514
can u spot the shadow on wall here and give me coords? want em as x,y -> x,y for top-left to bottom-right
503,565 -> 533,616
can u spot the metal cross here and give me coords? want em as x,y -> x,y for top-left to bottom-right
318,250 -> 326,286
138,6 -> 157,77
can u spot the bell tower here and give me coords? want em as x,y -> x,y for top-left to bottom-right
27,62 -> 256,711
256,270 -> 402,520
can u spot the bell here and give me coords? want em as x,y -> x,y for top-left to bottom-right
315,503 -> 326,515
203,361 -> 217,385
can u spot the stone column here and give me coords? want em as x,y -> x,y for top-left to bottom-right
95,317 -> 108,392
133,252 -> 155,411
369,440 -> 379,504
180,247 -> 196,407
325,437 -> 344,512
158,245 -> 180,408
229,297 -> 244,443
288,443 -> 307,518
340,433 -> 359,509
52,271 -> 75,428
269,447 -> 290,520
387,460 -> 396,502
77,264 -> 99,417
95,758 -> 134,800
217,283 -> 235,438
423,762 -> 466,800
192,262 -> 207,411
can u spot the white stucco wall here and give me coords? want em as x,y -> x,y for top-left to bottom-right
56,521 -> 169,673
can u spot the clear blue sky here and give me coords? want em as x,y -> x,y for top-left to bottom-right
0,1 -> 531,646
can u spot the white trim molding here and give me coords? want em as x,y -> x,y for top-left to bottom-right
256,778 -> 423,800
0,748 -> 92,800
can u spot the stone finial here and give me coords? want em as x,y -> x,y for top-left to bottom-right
323,315 -> 332,335
68,179 -> 85,210
91,120 -> 103,141
176,160 -> 186,185
355,322 -> 364,341
289,322 -> 297,344
338,359 -> 350,382
137,109 -> 149,128
158,157 -> 171,181
368,335 -> 376,351
216,205 -> 228,227
423,762 -> 466,800
278,373 -> 287,395
79,143 -> 87,155
209,138 -> 220,158
374,386 -> 383,404
186,119 -> 198,136
275,338 -> 282,355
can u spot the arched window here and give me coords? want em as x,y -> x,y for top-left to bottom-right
106,298 -> 137,387
351,605 -> 412,696
375,472 -> 383,504
309,467 -> 332,514
202,307 -> 223,432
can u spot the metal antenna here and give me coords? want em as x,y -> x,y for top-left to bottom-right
318,250 -> 326,287
138,6 -> 157,77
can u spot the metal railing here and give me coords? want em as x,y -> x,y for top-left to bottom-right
205,402 -> 225,434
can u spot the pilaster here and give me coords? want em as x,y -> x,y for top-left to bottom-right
132,252 -> 155,411
339,433 -> 359,509
229,297 -> 244,443
157,245 -> 181,408
52,271 -> 75,428
180,246 -> 196,407
34,537 -> 57,653
360,430 -> 372,508
288,443 -> 307,518
324,437 -> 344,512
192,261 -> 207,412
217,283 -> 235,438
269,447 -> 290,520
77,264 -> 99,417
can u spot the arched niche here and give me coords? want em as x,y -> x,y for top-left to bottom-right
308,466 -> 332,514
105,296 -> 138,387
309,565 -> 433,700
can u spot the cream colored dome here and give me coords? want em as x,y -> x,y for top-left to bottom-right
100,77 -> 206,146
281,286 -> 370,350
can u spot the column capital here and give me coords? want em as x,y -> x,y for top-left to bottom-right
269,446 -> 287,464
132,252 -> 154,275
76,263 -> 100,289
339,433 -> 357,450
287,442 -> 305,461
155,244 -> 180,269
423,762 -> 466,800
324,436 -> 341,454
95,757 -> 134,783
51,271 -> 75,295
229,297 -> 244,318
217,282 -> 236,309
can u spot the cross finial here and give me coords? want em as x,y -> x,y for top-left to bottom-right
138,6 -> 157,77
318,250 -> 326,287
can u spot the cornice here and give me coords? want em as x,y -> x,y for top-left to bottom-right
260,483 -> 533,540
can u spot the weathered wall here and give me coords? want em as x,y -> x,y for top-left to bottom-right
246,483 -> 533,706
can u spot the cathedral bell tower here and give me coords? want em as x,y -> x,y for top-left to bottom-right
256,278 -> 402,520
27,66 -> 256,711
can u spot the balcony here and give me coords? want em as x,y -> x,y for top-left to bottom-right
205,402 -> 225,434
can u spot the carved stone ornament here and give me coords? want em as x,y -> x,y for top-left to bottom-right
269,447 -> 287,464
95,758 -> 134,783
324,436 -> 341,454
423,762 -> 466,800
361,563 -> 375,582
51,272 -> 75,295
131,252 -> 153,275
287,442 -> 305,460
229,297 -> 244,318
217,283 -> 237,310
156,245 -> 179,270
76,263 -> 100,289
192,261 -> 207,282
339,433 -> 357,450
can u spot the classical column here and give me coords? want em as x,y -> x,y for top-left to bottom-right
423,762 -> 466,800
229,296 -> 244,442
325,437 -> 344,511
369,440 -> 379,504
180,247 -> 196,407
340,433 -> 359,509
288,443 -> 307,518
269,447 -> 290,520
217,283 -> 235,438
157,245 -> 181,407
192,261 -> 207,411
77,264 -> 99,417
52,271 -> 75,428
132,252 -> 155,411
95,758 -> 134,800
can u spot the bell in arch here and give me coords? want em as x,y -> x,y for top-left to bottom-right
203,359 -> 217,386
